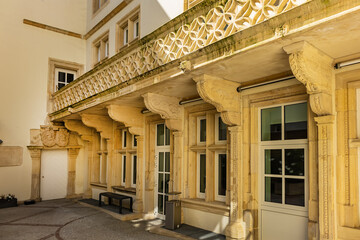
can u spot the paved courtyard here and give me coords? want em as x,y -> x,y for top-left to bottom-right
0,199 -> 176,240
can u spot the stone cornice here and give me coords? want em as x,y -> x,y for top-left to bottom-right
51,0 -> 309,113
193,74 -> 240,126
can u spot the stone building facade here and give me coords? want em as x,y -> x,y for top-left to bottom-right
2,0 -> 360,239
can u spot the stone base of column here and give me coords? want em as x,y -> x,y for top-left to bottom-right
225,221 -> 246,240
308,220 -> 319,240
133,200 -> 143,213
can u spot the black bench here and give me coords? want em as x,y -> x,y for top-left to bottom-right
98,192 -> 133,214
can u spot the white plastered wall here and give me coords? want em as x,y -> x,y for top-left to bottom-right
0,0 -> 86,201
85,0 -> 183,71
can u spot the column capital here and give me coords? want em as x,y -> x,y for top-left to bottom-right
283,41 -> 335,116
107,105 -> 144,136
142,93 -> 183,131
193,74 -> 241,126
81,114 -> 113,139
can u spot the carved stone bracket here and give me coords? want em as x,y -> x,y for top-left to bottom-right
142,93 -> 183,131
193,74 -> 241,126
81,114 -> 113,139
107,105 -> 144,136
64,120 -> 94,142
283,41 -> 335,116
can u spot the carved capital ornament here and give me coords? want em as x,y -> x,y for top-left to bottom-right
193,74 -> 241,126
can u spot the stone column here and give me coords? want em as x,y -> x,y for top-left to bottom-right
133,135 -> 144,213
315,115 -> 336,240
29,148 -> 41,201
67,148 -> 80,197
173,131 -> 183,193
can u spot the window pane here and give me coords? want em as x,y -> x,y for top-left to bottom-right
158,194 -> 163,214
200,119 -> 206,142
58,83 -> 65,90
164,195 -> 169,214
122,156 -> 126,183
265,177 -> 282,204
133,135 -> 137,147
165,126 -> 170,146
58,72 -> 66,83
285,103 -> 307,139
165,152 -> 170,172
133,156 -> 137,185
159,152 -> 164,172
285,149 -> 304,176
265,149 -> 282,175
158,173 -> 164,193
218,154 -> 226,196
200,154 -> 206,193
218,116 -> 227,141
123,131 -> 127,148
165,173 -> 170,194
285,178 -> 304,206
67,73 -> 74,83
157,124 -> 164,146
261,107 -> 281,141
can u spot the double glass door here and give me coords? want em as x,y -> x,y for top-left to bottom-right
155,123 -> 171,218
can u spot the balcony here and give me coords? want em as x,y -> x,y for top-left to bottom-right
50,0 -> 360,121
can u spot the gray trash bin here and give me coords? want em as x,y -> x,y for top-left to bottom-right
165,200 -> 181,230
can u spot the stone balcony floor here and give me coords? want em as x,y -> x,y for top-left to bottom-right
0,198 -> 176,240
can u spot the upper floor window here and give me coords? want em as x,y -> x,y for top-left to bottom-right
93,0 -> 108,14
55,68 -> 76,91
93,32 -> 109,66
116,9 -> 140,51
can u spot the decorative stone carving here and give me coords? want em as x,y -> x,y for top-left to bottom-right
40,126 -> 56,147
52,0 -> 307,112
142,93 -> 183,131
81,114 -> 113,139
64,120 -> 93,142
56,128 -> 70,147
193,74 -> 240,126
107,105 -> 144,135
283,41 -> 335,115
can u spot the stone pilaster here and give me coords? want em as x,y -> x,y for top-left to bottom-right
133,135 -> 144,213
173,131 -> 183,193
29,148 -> 41,201
67,148 -> 79,197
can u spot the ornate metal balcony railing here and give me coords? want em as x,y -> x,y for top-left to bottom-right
52,0 -> 308,112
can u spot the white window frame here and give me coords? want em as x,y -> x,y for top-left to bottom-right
259,101 -> 309,216
122,129 -> 127,149
104,39 -> 109,58
133,18 -> 139,39
54,68 -> 77,91
197,152 -> 206,199
121,155 -> 126,186
215,113 -> 227,144
215,151 -> 227,202
197,116 -> 206,145
131,154 -> 137,188
123,26 -> 129,45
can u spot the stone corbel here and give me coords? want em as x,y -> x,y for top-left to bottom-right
81,114 -> 113,139
107,105 -> 144,135
142,93 -> 183,131
64,120 -> 94,142
193,74 -> 241,126
283,41 -> 335,116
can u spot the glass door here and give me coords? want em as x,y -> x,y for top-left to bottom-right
155,123 -> 171,219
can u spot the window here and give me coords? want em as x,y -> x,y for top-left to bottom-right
93,32 -> 109,66
215,152 -> 227,201
132,135 -> 137,148
260,102 -> 308,209
131,155 -> 137,187
157,123 -> 170,146
197,153 -> 206,198
122,129 -> 127,148
190,110 -> 228,202
93,0 -> 108,14
55,68 -> 76,91
116,10 -> 140,51
121,155 -> 126,186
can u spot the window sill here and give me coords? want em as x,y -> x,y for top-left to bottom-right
90,182 -> 107,189
112,185 -> 136,195
190,144 -> 227,152
181,198 -> 229,216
